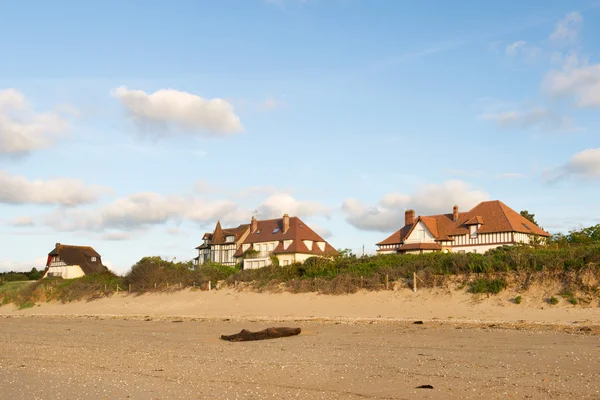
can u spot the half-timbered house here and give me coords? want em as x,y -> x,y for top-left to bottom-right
376,200 -> 550,255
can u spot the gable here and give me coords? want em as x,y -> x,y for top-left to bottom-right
404,221 -> 436,243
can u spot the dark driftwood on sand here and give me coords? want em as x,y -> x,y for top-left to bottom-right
220,327 -> 302,342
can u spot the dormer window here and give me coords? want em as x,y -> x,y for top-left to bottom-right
225,235 -> 234,243
91,256 -> 97,262
470,225 -> 478,238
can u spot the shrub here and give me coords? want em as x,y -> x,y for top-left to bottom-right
548,296 -> 559,305
469,278 -> 507,295
514,295 -> 522,304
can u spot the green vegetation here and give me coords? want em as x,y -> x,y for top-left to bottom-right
1,224 -> 600,305
514,295 -> 522,305
0,267 -> 44,283
469,278 -> 507,295
548,296 -> 559,305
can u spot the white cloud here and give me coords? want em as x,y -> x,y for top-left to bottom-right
505,40 -> 527,56
257,193 -> 331,219
0,170 -> 111,206
111,86 -> 243,136
342,180 -> 490,232
0,89 -> 70,156
45,192 -> 242,232
542,55 -> 600,108
549,12 -> 582,43
564,148 -> 600,178
504,40 -> 541,64
9,216 -> 35,227
310,223 -> 332,239
479,107 -> 576,132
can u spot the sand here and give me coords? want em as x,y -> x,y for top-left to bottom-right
1,287 -> 599,325
1,289 -> 600,399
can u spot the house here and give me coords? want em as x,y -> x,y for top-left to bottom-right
42,243 -> 107,279
194,222 -> 250,266
376,200 -> 550,255
194,214 -> 338,269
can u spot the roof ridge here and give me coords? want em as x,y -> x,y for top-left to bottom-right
496,200 -> 518,231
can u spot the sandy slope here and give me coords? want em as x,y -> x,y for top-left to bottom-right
1,287 -> 599,325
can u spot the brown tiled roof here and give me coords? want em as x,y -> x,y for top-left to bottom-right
465,216 -> 484,225
376,225 -> 413,246
211,221 -> 225,245
236,216 -> 338,257
46,243 -> 107,275
196,224 -> 249,249
378,200 -> 550,247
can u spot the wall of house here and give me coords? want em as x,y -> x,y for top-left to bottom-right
211,244 -> 238,265
377,244 -> 399,254
450,231 -> 514,247
404,222 -> 436,244
243,252 -> 317,269
43,265 -> 85,279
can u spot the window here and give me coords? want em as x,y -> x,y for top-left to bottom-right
225,235 -> 234,243
284,260 -> 289,266
273,228 -> 279,234
91,256 -> 97,262
470,225 -> 478,238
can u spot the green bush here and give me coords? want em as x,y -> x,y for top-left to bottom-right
548,296 -> 559,305
514,295 -> 522,304
469,278 -> 507,295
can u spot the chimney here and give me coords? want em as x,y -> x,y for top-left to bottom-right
251,216 -> 258,233
282,214 -> 290,233
405,210 -> 415,226
453,205 -> 459,222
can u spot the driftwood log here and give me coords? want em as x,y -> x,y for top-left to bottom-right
220,327 -> 301,342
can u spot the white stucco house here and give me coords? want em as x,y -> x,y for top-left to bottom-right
42,243 -> 107,279
194,214 -> 338,269
377,200 -> 551,255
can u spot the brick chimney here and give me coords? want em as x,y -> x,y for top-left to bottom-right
282,214 -> 290,233
405,210 -> 415,226
453,205 -> 459,222
251,216 -> 258,233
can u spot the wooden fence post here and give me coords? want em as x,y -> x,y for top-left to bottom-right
116,285 -> 120,294
361,276 -> 364,288
385,274 -> 389,290
128,284 -> 131,293
179,282 -> 182,290
154,282 -> 157,289
413,272 -> 417,293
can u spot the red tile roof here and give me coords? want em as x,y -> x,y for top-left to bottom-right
378,200 -> 550,247
234,216 -> 338,257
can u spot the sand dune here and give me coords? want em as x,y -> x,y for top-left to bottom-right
2,287 -> 599,326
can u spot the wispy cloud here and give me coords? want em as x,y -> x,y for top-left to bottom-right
479,107 -> 577,132
549,12 -> 583,43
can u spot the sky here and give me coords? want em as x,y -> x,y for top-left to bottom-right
1,0 -> 600,274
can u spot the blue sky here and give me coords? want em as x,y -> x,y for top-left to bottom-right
1,0 -> 599,273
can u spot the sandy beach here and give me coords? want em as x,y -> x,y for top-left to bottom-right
1,289 -> 600,399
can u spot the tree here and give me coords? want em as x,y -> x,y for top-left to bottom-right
520,210 -> 537,225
